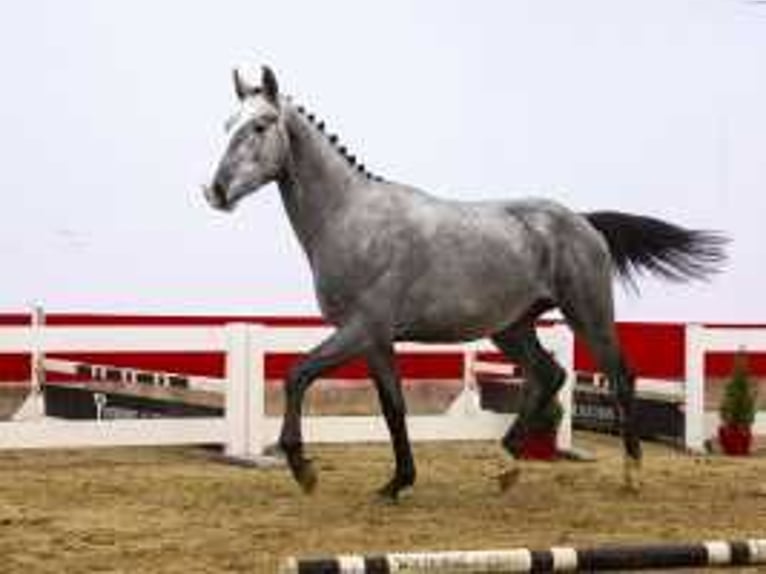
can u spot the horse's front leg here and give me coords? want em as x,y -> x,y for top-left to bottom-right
279,322 -> 371,493
367,343 -> 416,501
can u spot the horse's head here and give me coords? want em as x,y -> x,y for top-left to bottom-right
205,65 -> 288,212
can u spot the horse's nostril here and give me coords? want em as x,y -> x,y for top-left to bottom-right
213,182 -> 226,204
207,180 -> 228,209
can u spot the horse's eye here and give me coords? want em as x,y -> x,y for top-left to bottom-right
253,123 -> 266,135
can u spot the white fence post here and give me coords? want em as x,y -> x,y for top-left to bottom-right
462,344 -> 477,396
223,323 -> 275,465
246,324 -> 267,460
12,305 -> 46,421
445,343 -> 482,416
30,305 -> 45,394
551,324 -> 574,452
684,323 -> 706,453
224,323 -> 252,459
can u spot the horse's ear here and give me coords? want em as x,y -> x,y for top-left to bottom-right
261,65 -> 279,102
233,68 -> 251,101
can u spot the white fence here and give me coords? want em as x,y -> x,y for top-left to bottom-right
0,322 -> 576,459
0,325 -> 229,451
2,320 -> 765,456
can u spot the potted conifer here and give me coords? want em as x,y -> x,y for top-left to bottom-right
718,350 -> 757,456
519,399 -> 563,460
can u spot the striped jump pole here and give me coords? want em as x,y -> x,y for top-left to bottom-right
281,538 -> 766,573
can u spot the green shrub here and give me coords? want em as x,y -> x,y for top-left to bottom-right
719,350 -> 757,427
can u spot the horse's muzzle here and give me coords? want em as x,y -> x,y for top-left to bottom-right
203,181 -> 230,211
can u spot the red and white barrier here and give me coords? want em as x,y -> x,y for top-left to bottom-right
0,322 -> 575,459
1,315 -> 764,457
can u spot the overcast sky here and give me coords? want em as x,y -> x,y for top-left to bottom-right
0,0 -> 764,322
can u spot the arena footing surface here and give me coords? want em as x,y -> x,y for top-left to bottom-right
280,538 -> 766,572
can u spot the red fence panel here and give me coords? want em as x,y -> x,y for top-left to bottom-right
574,322 -> 686,379
2,314 -> 766,384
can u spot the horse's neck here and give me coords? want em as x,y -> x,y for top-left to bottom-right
277,105 -> 362,254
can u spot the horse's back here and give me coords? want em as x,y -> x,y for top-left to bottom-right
313,183 -> 612,339
372,191 -> 568,339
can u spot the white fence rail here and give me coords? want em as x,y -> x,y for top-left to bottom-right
209,323 -> 575,458
0,322 -> 576,458
2,319 -> 764,456
0,325 -> 229,452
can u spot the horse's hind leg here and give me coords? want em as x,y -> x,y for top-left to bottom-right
558,295 -> 642,489
491,320 -> 567,458
367,343 -> 416,500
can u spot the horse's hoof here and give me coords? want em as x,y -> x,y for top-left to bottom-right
497,467 -> 521,492
376,484 -> 400,503
621,457 -> 642,495
623,478 -> 642,494
376,477 -> 412,502
286,452 -> 318,494
501,438 -> 522,460
620,482 -> 640,496
295,459 -> 318,494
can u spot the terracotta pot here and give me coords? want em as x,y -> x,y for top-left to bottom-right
718,424 -> 752,456
519,432 -> 558,460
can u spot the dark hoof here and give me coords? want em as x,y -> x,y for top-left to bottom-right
621,456 -> 642,495
502,435 -> 522,459
376,473 -> 414,502
296,460 -> 318,494
376,482 -> 402,502
376,484 -> 401,503
286,454 -> 318,494
497,467 -> 521,492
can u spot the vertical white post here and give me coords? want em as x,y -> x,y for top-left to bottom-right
224,323 -> 252,459
684,323 -> 706,453
460,343 -> 481,413
224,323 -> 269,462
30,305 -> 45,394
447,342 -> 483,417
12,304 -> 47,421
462,344 -> 477,395
246,324 -> 266,458
552,324 -> 574,451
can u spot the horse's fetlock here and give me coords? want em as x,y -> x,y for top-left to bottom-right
278,436 -> 302,457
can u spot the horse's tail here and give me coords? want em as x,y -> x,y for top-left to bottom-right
584,211 -> 728,286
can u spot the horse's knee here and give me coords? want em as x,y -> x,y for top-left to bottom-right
285,363 -> 311,392
528,352 -> 566,396
282,363 -> 319,414
547,362 -> 567,392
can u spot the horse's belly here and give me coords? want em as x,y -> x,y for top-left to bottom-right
397,274 -> 546,342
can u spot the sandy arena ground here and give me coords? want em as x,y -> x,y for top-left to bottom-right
0,432 -> 765,573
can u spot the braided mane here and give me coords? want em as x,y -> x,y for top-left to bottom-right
290,100 -> 385,182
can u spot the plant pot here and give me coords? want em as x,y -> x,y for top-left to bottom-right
718,424 -> 753,456
519,432 -> 558,460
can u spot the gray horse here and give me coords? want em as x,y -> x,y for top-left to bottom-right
205,65 -> 725,499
